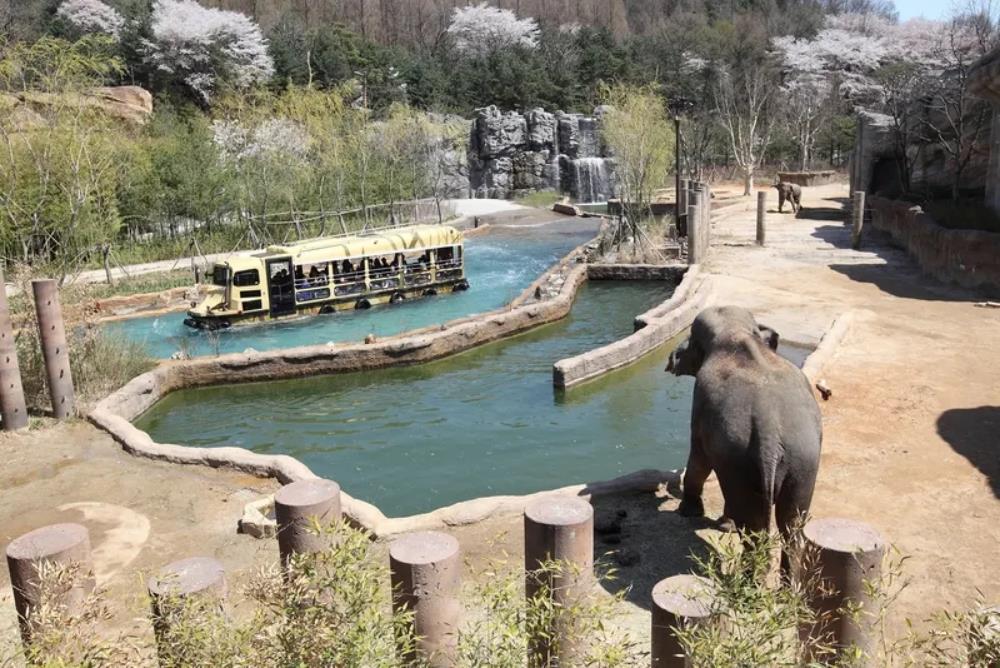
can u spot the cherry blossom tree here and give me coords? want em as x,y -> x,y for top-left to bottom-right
446,3 -> 539,57
56,0 -> 125,39
144,0 -> 274,103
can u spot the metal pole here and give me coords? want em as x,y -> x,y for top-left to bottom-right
6,523 -> 94,645
31,279 -> 74,419
274,478 -> 342,568
756,191 -> 767,246
390,531 -> 461,667
675,117 -> 682,225
524,495 -> 594,666
851,191 -> 866,250
801,518 -> 886,664
0,272 -> 28,431
687,191 -> 702,265
651,574 -> 716,667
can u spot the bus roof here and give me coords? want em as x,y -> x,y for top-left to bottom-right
258,225 -> 463,265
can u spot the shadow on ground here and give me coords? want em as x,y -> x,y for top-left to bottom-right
589,489 -> 716,610
796,206 -> 845,222
937,406 -> 1000,500
807,224 -> 983,302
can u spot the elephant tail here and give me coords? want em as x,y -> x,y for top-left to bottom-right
751,422 -> 781,508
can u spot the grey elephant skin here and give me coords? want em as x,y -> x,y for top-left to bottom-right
774,182 -> 802,213
666,306 -> 822,541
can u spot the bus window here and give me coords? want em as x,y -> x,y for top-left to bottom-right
212,264 -> 231,286
295,263 -> 330,290
436,246 -> 462,280
403,250 -> 431,285
232,269 -> 259,286
334,258 -> 366,296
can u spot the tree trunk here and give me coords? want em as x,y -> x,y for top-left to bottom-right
743,168 -> 753,196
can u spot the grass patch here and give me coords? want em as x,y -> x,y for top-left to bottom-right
16,326 -> 155,410
83,270 -> 195,300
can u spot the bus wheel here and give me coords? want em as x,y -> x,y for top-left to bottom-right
423,288 -> 438,297
454,280 -> 470,292
355,298 -> 371,310
390,292 -> 405,305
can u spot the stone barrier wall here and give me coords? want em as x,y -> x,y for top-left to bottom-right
869,196 -> 1000,292
552,266 -> 711,390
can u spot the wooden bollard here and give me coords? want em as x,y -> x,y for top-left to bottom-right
390,531 -> 462,667
802,518 -> 886,663
0,272 -> 28,431
651,574 -> 716,667
147,557 -> 226,659
6,523 -> 95,644
851,191 -> 866,250
756,190 -> 767,246
524,495 -> 594,666
31,279 -> 74,419
274,478 -> 342,566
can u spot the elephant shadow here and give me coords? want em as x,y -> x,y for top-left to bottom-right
588,486 -> 717,611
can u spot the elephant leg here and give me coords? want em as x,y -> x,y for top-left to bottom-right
679,437 -> 711,518
778,192 -> 785,212
775,469 -> 817,577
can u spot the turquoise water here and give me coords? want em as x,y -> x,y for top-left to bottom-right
108,225 -> 596,359
136,281 -> 695,516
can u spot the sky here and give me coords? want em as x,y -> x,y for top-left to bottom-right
893,0 -> 952,21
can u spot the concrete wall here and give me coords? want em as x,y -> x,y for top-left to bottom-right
869,196 -> 1000,292
552,265 -> 710,389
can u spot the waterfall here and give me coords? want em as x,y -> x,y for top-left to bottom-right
572,157 -> 612,204
577,118 -> 600,158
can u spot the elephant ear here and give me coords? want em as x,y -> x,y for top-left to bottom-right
757,325 -> 780,351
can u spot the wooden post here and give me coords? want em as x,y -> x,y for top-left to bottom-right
32,279 -> 74,419
390,531 -> 462,667
851,191 -> 866,250
6,523 -> 95,645
274,478 -> 342,568
801,518 -> 886,664
651,574 -> 716,667
756,191 -> 767,246
0,271 -> 28,431
524,496 -> 594,666
148,557 -> 227,665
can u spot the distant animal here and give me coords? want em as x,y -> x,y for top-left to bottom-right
773,182 -> 802,214
666,306 -> 822,562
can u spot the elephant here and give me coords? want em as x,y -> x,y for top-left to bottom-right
666,306 -> 822,551
774,182 -> 802,214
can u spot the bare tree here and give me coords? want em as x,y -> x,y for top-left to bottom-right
715,64 -> 775,195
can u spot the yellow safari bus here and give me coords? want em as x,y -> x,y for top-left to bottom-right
184,225 -> 468,329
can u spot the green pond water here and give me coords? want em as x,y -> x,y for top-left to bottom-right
136,281 -> 698,516
108,224 -> 596,359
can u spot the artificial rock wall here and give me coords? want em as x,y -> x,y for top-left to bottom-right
468,105 -> 616,202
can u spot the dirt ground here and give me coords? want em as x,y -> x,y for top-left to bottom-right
2,186 -> 998,655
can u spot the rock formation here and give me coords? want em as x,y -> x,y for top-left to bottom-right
469,105 -> 616,202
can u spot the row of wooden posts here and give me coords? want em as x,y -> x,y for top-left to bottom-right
6,476 -> 889,667
0,275 -> 75,431
754,190 -> 867,249
677,179 -> 712,266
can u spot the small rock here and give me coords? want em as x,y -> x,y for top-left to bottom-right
169,351 -> 190,361
364,334 -> 377,344
243,347 -> 258,354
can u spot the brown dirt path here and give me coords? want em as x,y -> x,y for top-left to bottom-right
705,182 -> 1000,632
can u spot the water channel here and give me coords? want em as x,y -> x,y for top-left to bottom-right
136,280 -> 695,516
109,224 -> 597,358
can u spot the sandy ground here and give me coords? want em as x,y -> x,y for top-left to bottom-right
0,422 -> 280,656
1,186 -> 997,655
